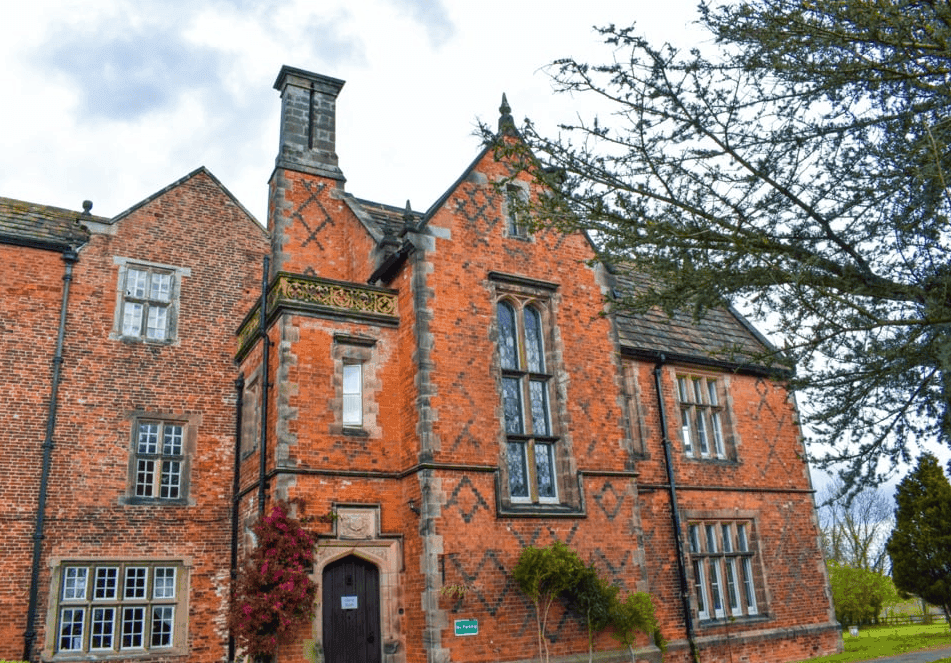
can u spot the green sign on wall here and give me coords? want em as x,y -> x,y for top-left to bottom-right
454,619 -> 478,636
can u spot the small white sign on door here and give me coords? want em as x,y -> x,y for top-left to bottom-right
341,595 -> 359,610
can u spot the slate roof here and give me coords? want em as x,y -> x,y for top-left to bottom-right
0,197 -> 102,251
352,197 -> 418,238
612,271 -> 787,373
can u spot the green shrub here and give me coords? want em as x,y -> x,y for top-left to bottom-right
513,541 -> 586,663
610,591 -> 665,662
561,564 -> 618,663
827,561 -> 899,625
513,542 -> 663,663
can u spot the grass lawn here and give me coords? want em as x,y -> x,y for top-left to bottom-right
798,623 -> 951,662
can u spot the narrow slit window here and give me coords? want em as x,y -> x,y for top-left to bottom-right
342,363 -> 363,427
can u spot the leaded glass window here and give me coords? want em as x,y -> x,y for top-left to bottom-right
55,562 -> 183,655
496,300 -> 558,504
688,521 -> 761,620
502,377 -> 524,434
524,307 -> 544,372
498,302 -> 518,370
677,375 -> 729,459
529,380 -> 550,436
535,442 -> 556,498
133,421 -> 186,501
507,442 -> 529,498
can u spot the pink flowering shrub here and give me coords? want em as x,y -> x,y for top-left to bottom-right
229,502 -> 318,657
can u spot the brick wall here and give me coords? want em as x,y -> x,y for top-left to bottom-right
0,244 -> 70,654
0,170 -> 269,662
241,136 -> 839,663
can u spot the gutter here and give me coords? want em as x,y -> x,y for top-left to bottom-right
228,257 -> 271,659
24,248 -> 78,661
0,234 -> 75,253
653,355 -> 701,663
623,346 -> 792,380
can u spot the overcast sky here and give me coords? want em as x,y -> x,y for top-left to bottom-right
0,0 -> 707,222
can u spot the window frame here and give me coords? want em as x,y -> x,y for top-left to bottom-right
240,368 -> 262,458
496,298 -> 559,505
112,258 -> 190,344
504,183 -> 530,239
331,334 -> 377,437
123,414 -> 196,506
342,362 -> 363,428
687,520 -> 761,622
677,373 -> 730,460
50,560 -> 187,657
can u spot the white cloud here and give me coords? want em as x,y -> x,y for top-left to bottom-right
1,0 -> 707,218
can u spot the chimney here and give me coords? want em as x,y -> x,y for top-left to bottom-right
272,66 -> 346,182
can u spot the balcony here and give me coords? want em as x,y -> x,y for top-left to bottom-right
236,272 -> 399,359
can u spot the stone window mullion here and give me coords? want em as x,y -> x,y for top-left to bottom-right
497,296 -> 560,505
53,561 -> 184,656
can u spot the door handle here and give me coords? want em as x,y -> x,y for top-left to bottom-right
368,632 -> 375,644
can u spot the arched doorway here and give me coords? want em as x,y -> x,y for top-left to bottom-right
322,555 -> 381,663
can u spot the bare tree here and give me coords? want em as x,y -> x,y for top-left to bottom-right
818,479 -> 893,572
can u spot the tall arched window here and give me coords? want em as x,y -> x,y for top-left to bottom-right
497,301 -> 557,503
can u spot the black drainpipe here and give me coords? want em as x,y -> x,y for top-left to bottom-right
24,248 -> 78,662
229,256 -> 269,659
653,355 -> 701,663
229,374 -> 245,663
257,257 -> 270,518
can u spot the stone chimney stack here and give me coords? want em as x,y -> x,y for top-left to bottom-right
272,66 -> 346,182
268,66 -> 348,275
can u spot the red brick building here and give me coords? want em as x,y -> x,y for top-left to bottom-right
0,65 -> 840,663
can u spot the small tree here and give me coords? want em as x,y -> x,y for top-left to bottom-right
560,564 -> 618,663
610,591 -> 664,663
229,502 -> 318,659
886,454 -> 951,626
512,542 -> 585,663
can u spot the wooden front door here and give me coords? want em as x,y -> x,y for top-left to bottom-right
322,556 -> 381,663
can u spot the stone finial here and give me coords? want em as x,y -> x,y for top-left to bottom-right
498,93 -> 517,136
81,200 -> 93,215
401,200 -> 415,234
